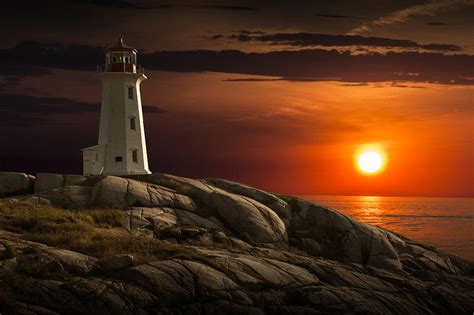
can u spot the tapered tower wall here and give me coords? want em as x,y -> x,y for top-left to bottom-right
82,38 -> 151,176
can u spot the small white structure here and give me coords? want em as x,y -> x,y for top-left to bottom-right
82,37 -> 151,176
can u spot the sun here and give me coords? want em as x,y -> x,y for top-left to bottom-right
358,151 -> 383,173
354,145 -> 387,175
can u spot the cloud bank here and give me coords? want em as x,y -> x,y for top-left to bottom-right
216,32 -> 462,52
1,41 -> 473,86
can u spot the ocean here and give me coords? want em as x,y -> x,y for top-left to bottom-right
300,195 -> 473,261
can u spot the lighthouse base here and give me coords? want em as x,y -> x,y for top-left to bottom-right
81,144 -> 151,176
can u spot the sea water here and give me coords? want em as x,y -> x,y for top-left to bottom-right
300,195 -> 474,261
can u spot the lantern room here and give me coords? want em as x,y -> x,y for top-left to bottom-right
105,37 -> 138,73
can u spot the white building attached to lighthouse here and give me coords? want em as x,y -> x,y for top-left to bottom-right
82,37 -> 151,176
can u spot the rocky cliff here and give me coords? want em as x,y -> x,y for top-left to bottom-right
0,172 -> 473,314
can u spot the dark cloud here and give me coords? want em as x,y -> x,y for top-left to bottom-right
193,5 -> 258,11
0,93 -> 165,126
390,82 -> 427,89
2,41 -> 473,85
314,13 -> 375,21
340,83 -> 370,87
234,30 -> 267,35
0,64 -> 50,90
73,1 -> 258,11
223,78 -> 283,82
140,49 -> 473,85
71,0 -> 176,10
220,32 -> 462,52
80,0 -> 150,9
0,41 -> 104,71
0,94 -> 98,114
425,22 -> 450,26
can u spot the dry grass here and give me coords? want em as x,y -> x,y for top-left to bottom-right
0,200 -> 207,264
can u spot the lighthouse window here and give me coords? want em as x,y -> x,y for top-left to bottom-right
130,117 -> 136,130
112,56 -> 117,63
128,86 -> 134,99
115,156 -> 123,162
132,150 -> 138,163
125,56 -> 129,63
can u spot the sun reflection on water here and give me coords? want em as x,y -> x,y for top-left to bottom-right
301,195 -> 474,261
356,196 -> 383,224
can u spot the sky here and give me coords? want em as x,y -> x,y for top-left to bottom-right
0,0 -> 473,197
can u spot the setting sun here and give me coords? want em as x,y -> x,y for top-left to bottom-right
354,145 -> 387,175
358,151 -> 383,173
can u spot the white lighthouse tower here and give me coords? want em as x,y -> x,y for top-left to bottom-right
82,37 -> 151,176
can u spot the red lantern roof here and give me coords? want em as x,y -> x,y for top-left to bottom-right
106,37 -> 136,52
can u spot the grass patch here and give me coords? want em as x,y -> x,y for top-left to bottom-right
0,200 -> 208,264
0,201 -> 124,232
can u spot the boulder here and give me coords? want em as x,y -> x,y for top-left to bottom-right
174,209 -> 226,232
209,188 -> 288,247
0,172 -> 35,197
91,176 -> 128,207
38,185 -> 92,209
125,207 -> 178,235
205,178 -> 292,222
64,174 -> 87,186
100,254 -> 134,271
35,173 -> 64,193
364,226 -> 402,270
90,176 -> 197,211
41,248 -> 98,275
284,196 -> 401,269
132,173 -> 214,199
134,174 -> 288,248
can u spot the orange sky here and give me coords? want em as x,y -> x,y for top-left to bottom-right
2,68 -> 472,197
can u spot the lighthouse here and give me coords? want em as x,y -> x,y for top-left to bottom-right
82,37 -> 151,176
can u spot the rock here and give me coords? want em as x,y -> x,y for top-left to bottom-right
205,178 -> 292,222
0,172 -> 35,197
15,302 -> 60,315
364,226 -> 402,270
63,174 -> 87,186
100,254 -> 134,271
0,169 -> 473,314
125,207 -> 178,236
209,188 -> 288,247
134,174 -> 288,247
42,249 -> 98,275
91,176 -> 128,207
35,173 -> 64,193
90,176 -> 197,211
17,195 -> 54,206
38,185 -> 92,209
45,259 -> 66,273
174,209 -> 226,232
133,173 -> 214,199
284,196 -> 402,270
